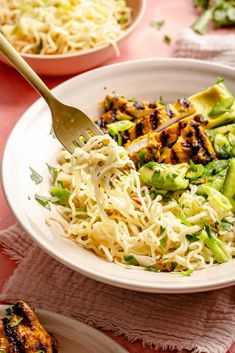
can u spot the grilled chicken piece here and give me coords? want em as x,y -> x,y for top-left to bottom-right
126,114 -> 216,166
97,94 -> 196,143
1,301 -> 57,353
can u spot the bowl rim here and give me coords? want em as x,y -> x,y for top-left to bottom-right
15,0 -> 146,60
2,57 -> 235,294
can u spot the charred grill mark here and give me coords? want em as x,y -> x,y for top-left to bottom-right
165,104 -> 174,118
3,318 -> 23,353
189,121 -> 212,161
111,108 -> 117,122
136,122 -> 143,137
97,118 -> 107,129
171,149 -> 179,163
178,97 -> 190,109
159,130 -> 169,146
150,111 -> 159,130
148,102 -> 157,109
133,101 -> 145,110
13,302 -> 33,328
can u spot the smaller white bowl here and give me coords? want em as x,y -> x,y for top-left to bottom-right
0,0 -> 145,76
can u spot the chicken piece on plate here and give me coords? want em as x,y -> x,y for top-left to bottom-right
125,114 -> 216,166
1,301 -> 57,353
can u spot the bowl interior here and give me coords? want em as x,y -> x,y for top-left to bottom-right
2,58 -> 235,293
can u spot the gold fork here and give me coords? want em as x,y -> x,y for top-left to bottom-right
0,33 -> 103,153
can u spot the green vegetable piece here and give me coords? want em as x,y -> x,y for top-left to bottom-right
220,219 -> 233,232
47,163 -> 59,183
107,120 -> 135,146
150,19 -> 165,30
35,194 -> 51,210
186,160 -> 204,180
5,307 -> 12,320
146,267 -> 160,272
204,225 -> 231,264
50,186 -> 71,206
180,269 -> 194,276
9,318 -> 23,328
197,184 -> 232,211
124,255 -> 139,266
35,39 -> 43,54
29,167 -> 43,185
193,0 -> 209,9
137,149 -> 146,169
223,158 -> 235,211
214,133 -> 232,158
208,97 -> 235,117
139,162 -> 189,191
189,83 -> 235,129
191,8 -> 213,34
186,234 -> 199,243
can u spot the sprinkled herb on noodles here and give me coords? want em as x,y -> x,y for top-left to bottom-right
45,135 -> 235,273
0,0 -> 132,55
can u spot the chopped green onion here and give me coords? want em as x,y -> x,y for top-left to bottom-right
47,163 -> 59,183
50,186 -> 71,206
180,269 -> 194,276
186,160 -> 204,180
203,225 -> 231,263
9,318 -> 23,328
146,267 -> 160,272
197,185 -> 232,211
123,255 -> 139,266
35,194 -> 51,210
5,307 -> 12,320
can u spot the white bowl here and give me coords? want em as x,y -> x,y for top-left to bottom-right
0,305 -> 128,353
0,0 -> 145,77
2,58 -> 235,293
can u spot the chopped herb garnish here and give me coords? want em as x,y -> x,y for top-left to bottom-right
180,269 -> 194,276
163,35 -> 171,45
124,255 -> 139,266
5,307 -> 12,320
35,39 -> 43,54
186,234 -> 199,243
156,96 -> 164,104
150,19 -> 165,30
50,186 -> 71,206
160,226 -> 166,235
216,76 -> 224,84
35,194 -> 51,210
199,114 -> 208,122
9,318 -> 23,328
29,167 -> 43,185
47,163 -> 59,183
220,219 -> 233,232
27,196 -> 31,200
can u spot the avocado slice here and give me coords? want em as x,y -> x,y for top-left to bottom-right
189,83 -> 235,129
207,124 -> 235,159
139,162 -> 189,191
222,158 -> 235,211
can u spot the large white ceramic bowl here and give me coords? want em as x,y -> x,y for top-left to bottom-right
0,305 -> 128,353
0,0 -> 145,76
2,58 -> 235,293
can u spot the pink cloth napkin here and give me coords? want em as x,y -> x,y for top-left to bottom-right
1,224 -> 235,353
174,28 -> 235,66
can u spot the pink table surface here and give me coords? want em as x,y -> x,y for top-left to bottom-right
0,1 -> 218,352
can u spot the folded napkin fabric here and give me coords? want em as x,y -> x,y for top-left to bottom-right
174,28 -> 235,67
1,224 -> 235,353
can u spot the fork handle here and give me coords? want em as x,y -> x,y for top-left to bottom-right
0,33 -> 57,105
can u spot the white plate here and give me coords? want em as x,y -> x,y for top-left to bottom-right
0,305 -> 127,353
2,58 -> 235,293
0,0 -> 145,76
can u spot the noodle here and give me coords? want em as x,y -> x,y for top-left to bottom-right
0,0 -> 132,55
47,135 -> 235,272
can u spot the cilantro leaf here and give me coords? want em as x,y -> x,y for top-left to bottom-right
29,167 -> 43,185
150,19 -> 165,30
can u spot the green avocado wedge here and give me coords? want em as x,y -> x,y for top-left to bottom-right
189,83 -> 235,129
